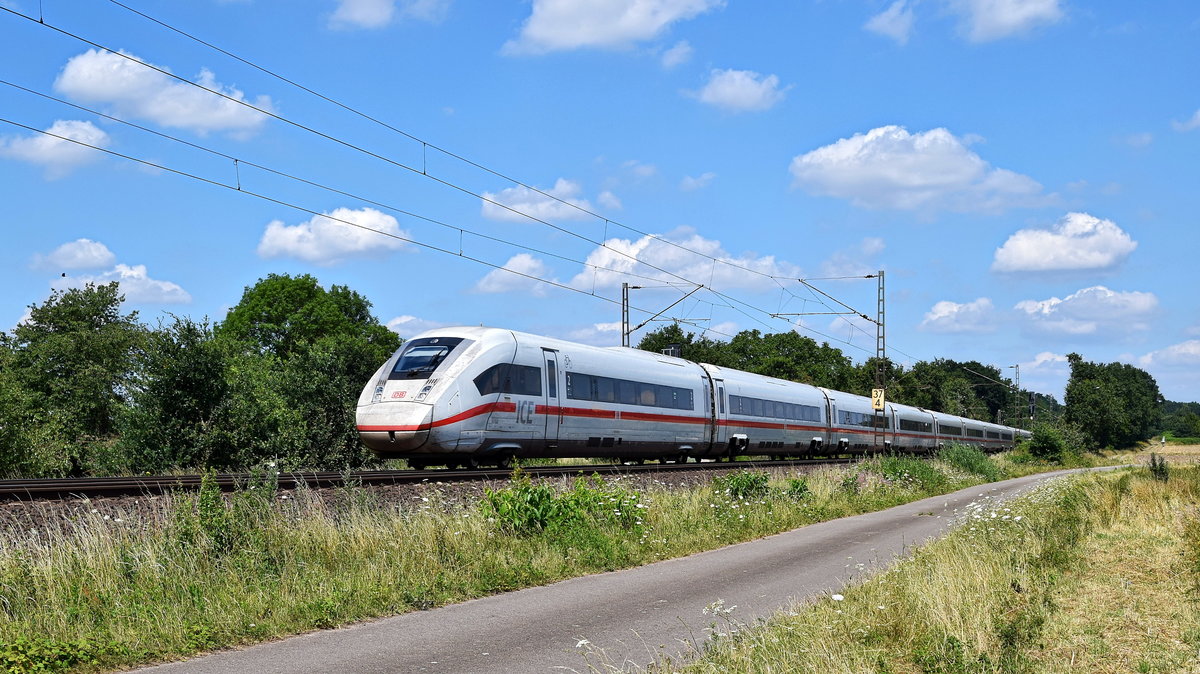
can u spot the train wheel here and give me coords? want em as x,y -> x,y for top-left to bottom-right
676,454 -> 689,464
463,457 -> 480,470
409,461 -> 427,471
497,455 -> 514,469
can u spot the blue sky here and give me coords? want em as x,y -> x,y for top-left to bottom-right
2,0 -> 1198,402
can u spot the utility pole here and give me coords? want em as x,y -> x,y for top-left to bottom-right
621,282 -> 633,347
873,271 -> 886,451
1013,364 -> 1020,430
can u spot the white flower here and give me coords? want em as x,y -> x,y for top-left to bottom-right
831,594 -> 844,601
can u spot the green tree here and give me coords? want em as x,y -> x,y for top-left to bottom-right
1064,353 -> 1162,449
211,274 -> 402,470
120,317 -> 229,472
217,273 -> 399,358
7,283 -> 144,474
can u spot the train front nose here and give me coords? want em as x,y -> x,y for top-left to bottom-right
356,402 -> 434,453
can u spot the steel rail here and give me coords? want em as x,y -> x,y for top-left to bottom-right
0,458 -> 855,501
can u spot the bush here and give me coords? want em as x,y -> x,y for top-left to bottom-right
1023,422 -> 1085,462
873,455 -> 948,493
1148,453 -> 1170,483
712,470 -> 771,500
481,469 -> 643,534
786,477 -> 810,499
939,444 -> 1003,482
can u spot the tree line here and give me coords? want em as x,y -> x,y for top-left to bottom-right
0,274 -> 399,477
0,276 -> 1170,477
639,323 -> 1164,452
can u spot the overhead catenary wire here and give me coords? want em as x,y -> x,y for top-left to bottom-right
0,79 -> 690,293
3,4 -> 929,360
0,4 -> 777,291
0,116 -> 747,342
98,0 -> 804,285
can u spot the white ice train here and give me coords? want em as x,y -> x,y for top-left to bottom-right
356,327 -> 1031,469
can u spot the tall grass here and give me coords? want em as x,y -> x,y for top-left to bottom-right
676,466 -> 1200,673
0,454 -> 1053,671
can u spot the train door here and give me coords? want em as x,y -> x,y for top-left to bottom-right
705,376 -> 721,452
543,349 -> 561,448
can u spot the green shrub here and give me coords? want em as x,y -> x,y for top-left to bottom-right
712,470 -> 770,500
0,636 -> 130,673
785,477 -> 810,499
873,455 -> 948,493
481,469 -> 643,534
1148,453 -> 1170,483
938,444 -> 1003,482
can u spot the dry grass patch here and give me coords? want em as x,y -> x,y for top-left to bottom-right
675,467 -> 1200,674
1031,478 -> 1200,673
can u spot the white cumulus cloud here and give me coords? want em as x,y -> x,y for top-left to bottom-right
1140,340 -> 1200,367
598,190 -> 622,210
992,212 -> 1137,273
948,0 -> 1064,42
693,69 -> 788,112
481,178 -> 593,222
661,40 -> 693,68
504,0 -> 722,54
680,172 -> 715,191
1015,285 -> 1157,335
789,125 -> 1045,214
569,226 -> 800,292
257,207 -> 410,266
330,0 -> 450,29
864,0 -> 915,45
1173,109 -> 1200,132
386,315 -> 451,338
55,49 -> 272,135
0,120 -> 110,178
474,253 -> 557,296
53,264 -> 191,304
919,297 -> 996,333
32,238 -> 116,270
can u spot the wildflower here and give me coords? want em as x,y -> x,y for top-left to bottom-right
831,594 -> 844,601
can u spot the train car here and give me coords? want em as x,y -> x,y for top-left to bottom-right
356,326 -> 1030,467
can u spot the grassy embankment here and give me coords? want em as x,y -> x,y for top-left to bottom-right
671,456 -> 1200,673
0,446 -> 1120,672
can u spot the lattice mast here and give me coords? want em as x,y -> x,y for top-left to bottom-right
873,271 -> 887,451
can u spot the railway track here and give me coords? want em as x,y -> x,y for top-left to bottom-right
0,458 -> 854,501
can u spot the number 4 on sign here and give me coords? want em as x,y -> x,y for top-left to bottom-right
871,389 -> 885,410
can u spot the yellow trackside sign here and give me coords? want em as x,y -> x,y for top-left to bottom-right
871,388 -> 885,410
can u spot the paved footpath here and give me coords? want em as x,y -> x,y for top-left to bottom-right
141,468 -> 1108,674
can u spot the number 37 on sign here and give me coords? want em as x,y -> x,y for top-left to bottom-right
871,389 -> 885,410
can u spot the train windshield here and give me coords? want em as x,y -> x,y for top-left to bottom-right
388,337 -> 465,380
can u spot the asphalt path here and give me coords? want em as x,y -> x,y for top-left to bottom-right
140,467 -> 1111,674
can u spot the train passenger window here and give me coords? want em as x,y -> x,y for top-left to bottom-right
473,363 -> 543,396
595,376 -> 616,402
937,424 -> 963,436
618,380 -> 637,405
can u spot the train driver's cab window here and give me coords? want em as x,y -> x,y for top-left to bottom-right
474,363 -> 543,396
389,337 -> 465,380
